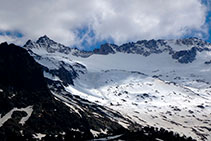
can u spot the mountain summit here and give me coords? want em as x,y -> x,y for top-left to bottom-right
24,35 -> 72,54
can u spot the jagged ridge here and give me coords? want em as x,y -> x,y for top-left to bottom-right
24,35 -> 211,63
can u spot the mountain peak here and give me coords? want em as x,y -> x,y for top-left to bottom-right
174,37 -> 210,46
24,39 -> 39,49
23,35 -> 74,54
38,35 -> 50,40
36,35 -> 56,45
41,35 -> 49,38
93,43 -> 117,55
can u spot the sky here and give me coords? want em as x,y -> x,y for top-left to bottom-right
0,0 -> 210,50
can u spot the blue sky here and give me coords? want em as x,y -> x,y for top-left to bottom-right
206,5 -> 211,42
0,0 -> 210,50
201,0 -> 211,42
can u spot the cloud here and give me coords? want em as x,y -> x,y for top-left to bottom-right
0,34 -> 26,45
0,0 -> 209,48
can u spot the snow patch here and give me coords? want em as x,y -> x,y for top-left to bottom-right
71,128 -> 80,132
33,133 -> 46,140
44,71 -> 60,81
93,134 -> 123,141
19,106 -> 33,125
90,129 -> 100,137
63,102 -> 82,117
8,94 -> 16,99
0,106 -> 33,127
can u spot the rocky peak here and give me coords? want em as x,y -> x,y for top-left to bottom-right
24,35 -> 72,54
136,39 -> 168,49
36,35 -> 56,46
172,47 -> 197,63
24,40 -> 38,49
93,43 -> 117,55
175,37 -> 209,47
115,39 -> 170,56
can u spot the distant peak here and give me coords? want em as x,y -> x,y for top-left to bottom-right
24,39 -> 39,49
25,39 -> 33,44
37,35 -> 51,41
40,35 -> 50,39
43,35 -> 48,38
36,35 -> 57,46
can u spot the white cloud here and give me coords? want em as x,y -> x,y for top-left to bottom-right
0,0 -> 208,48
0,35 -> 26,45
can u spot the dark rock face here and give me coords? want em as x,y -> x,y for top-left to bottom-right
93,43 -> 116,55
24,40 -> 38,49
175,37 -> 209,47
92,37 -> 209,58
205,60 -> 211,64
115,39 -> 170,56
116,42 -> 136,53
0,42 -> 47,91
172,47 -> 197,63
43,64 -> 77,86
24,35 -> 72,54
36,35 -> 57,46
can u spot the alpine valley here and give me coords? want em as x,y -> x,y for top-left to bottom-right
0,35 -> 211,141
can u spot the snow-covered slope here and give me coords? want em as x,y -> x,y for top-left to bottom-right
67,70 -> 211,140
24,36 -> 211,141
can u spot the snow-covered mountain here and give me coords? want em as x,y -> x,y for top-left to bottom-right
0,42 -> 198,141
23,36 -> 211,141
